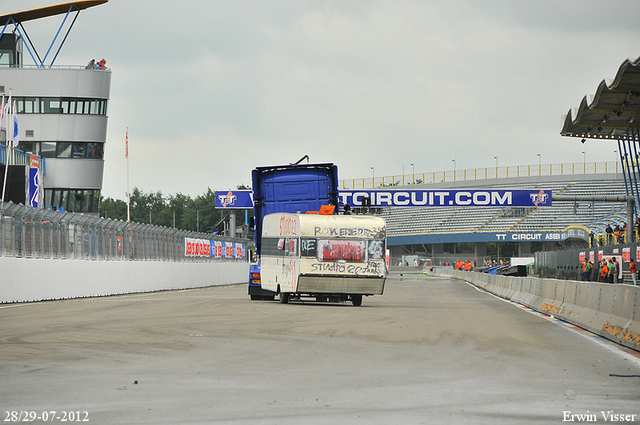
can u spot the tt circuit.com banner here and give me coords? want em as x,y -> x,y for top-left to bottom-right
338,189 -> 552,208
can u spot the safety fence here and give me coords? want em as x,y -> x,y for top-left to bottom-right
0,201 -> 249,262
340,161 -> 620,189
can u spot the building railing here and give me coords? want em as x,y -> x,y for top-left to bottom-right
0,145 -> 41,167
340,161 -> 621,189
0,64 -> 110,70
0,201 -> 248,262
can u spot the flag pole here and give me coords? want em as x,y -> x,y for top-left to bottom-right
1,92 -> 8,203
126,127 -> 130,222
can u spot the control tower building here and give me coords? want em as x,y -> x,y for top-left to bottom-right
0,0 -> 110,213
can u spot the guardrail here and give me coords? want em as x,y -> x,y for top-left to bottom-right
340,161 -> 620,189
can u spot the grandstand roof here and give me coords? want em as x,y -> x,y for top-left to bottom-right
0,1 -> 108,25
560,56 -> 640,140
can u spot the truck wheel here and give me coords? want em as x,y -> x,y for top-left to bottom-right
351,295 -> 363,306
280,293 -> 290,304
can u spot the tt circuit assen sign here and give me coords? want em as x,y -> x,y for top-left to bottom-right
338,189 -> 551,208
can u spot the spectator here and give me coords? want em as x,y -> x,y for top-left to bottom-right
608,258 -> 616,283
86,59 -> 95,69
606,224 -> 613,245
630,258 -> 637,286
581,261 -> 591,281
614,225 -> 623,244
600,260 -> 608,282
98,58 -> 107,70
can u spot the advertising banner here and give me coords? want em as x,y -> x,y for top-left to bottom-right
338,189 -> 552,208
28,168 -> 42,208
215,190 -> 253,209
214,189 -> 553,208
185,238 -> 211,257
185,239 -> 245,259
235,243 -> 245,258
623,247 -> 631,262
224,242 -> 234,258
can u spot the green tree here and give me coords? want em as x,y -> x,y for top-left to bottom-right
99,187 -> 242,234
163,192 -> 191,229
99,196 -> 127,220
130,187 -> 166,225
181,188 -> 223,233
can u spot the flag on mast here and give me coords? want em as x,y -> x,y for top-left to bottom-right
12,100 -> 18,147
4,94 -> 10,146
125,129 -> 128,158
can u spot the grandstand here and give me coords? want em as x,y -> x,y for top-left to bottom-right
377,55 -> 640,265
377,170 -> 629,263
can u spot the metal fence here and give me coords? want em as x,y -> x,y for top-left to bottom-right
340,161 -> 621,189
0,201 -> 249,262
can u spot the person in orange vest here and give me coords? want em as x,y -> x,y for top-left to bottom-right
600,260 -> 608,282
464,260 -> 472,271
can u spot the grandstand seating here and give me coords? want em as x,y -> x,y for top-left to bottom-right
382,174 -> 630,238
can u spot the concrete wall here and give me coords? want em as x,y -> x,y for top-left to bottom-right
451,270 -> 640,352
1,257 -> 249,303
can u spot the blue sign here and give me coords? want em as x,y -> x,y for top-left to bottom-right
215,190 -> 254,209
388,226 -> 588,245
215,189 -> 552,208
28,168 -> 41,208
338,189 -> 551,208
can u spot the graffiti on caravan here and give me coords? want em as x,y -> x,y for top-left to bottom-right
338,189 -> 552,208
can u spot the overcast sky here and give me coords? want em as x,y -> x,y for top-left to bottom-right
3,0 -> 640,199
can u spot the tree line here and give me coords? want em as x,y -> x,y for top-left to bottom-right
100,186 -> 250,234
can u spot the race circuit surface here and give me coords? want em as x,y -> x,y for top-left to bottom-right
1,274 -> 639,424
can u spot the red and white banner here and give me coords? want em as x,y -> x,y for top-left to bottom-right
623,247 -> 631,262
185,238 -> 211,257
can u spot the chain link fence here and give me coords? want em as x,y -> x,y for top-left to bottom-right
0,201 -> 249,262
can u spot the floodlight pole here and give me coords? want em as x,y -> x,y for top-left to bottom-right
126,128 -> 130,222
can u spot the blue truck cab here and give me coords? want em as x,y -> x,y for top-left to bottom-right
248,162 -> 339,300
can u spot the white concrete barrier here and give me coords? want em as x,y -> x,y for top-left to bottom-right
1,257 -> 249,303
450,270 -> 640,352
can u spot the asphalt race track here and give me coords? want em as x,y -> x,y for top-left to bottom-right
1,274 -> 639,424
